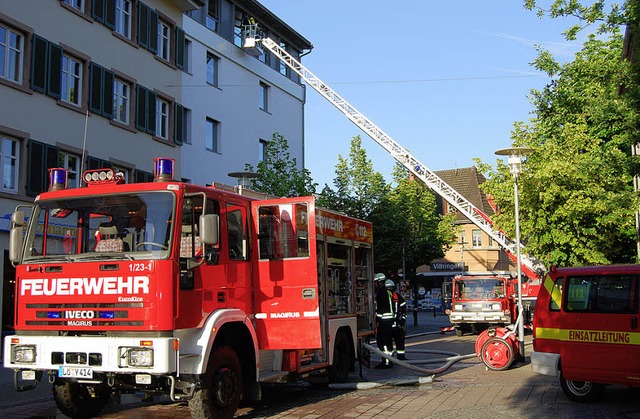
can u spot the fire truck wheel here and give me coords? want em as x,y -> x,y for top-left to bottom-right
52,380 -> 111,419
480,337 -> 514,371
189,345 -> 242,419
327,331 -> 352,383
560,373 -> 605,402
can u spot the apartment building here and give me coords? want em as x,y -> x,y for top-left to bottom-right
0,0 -> 312,334
182,1 -> 312,185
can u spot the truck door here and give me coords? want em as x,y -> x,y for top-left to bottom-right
251,197 -> 319,349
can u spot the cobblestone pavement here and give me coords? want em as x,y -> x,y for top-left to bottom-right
2,313 -> 640,418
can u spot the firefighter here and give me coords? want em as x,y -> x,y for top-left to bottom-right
391,283 -> 408,360
375,277 -> 395,369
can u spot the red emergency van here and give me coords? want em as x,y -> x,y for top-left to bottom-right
531,265 -> 640,402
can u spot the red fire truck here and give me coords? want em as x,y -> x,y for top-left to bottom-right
446,274 -> 539,336
3,158 -> 375,419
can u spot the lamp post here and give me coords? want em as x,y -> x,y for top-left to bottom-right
495,147 -> 532,360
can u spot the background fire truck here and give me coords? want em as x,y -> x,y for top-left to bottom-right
445,274 -> 540,336
4,159 -> 375,419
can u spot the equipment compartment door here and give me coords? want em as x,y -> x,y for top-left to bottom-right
251,197 -> 320,349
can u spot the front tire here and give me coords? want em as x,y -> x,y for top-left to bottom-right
52,380 -> 111,419
189,345 -> 242,419
560,373 -> 604,402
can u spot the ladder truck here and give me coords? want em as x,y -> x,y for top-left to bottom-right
244,28 -> 544,349
243,27 -> 545,284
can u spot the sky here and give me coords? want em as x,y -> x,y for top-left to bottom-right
257,1 -> 591,188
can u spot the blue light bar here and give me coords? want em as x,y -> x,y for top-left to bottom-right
47,312 -> 61,319
153,157 -> 175,182
99,311 -> 115,319
48,168 -> 68,191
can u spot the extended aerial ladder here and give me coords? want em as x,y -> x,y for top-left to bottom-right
243,28 -> 545,282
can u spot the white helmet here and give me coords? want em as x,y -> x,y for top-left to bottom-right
385,279 -> 395,289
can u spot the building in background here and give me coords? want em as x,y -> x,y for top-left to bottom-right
415,167 -> 515,308
0,0 -> 312,339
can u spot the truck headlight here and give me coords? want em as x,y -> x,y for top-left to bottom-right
128,348 -> 154,367
454,304 -> 463,310
12,345 -> 36,364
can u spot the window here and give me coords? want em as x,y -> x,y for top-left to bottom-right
0,135 -> 18,193
61,53 -> 82,106
279,42 -> 288,76
257,203 -> 309,260
63,0 -> 84,12
549,277 -> 563,311
205,117 -> 219,153
155,97 -> 169,139
259,82 -> 269,111
472,229 -> 482,247
206,0 -> 219,32
157,19 -> 170,61
113,77 -> 130,124
227,204 -> 247,260
115,0 -> 132,38
206,52 -> 218,86
565,274 -> 638,313
259,139 -> 268,162
58,151 -> 80,188
0,23 -> 23,84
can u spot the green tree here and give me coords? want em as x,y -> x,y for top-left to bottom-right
245,133 -> 317,197
477,32 -> 639,266
316,135 -> 389,219
371,165 -> 456,277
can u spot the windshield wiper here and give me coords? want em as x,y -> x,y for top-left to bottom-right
76,253 -> 133,261
24,255 -> 73,263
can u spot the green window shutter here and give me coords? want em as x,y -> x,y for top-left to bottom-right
174,103 -> 184,145
47,43 -> 62,100
92,0 -> 106,23
136,84 -> 148,132
89,62 -> 104,114
137,3 -> 149,49
104,0 -> 116,29
146,90 -> 156,135
148,9 -> 158,54
175,27 -> 186,70
30,35 -> 48,93
103,69 -> 114,119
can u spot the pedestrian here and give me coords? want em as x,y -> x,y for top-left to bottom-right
391,283 -> 407,360
375,276 -> 395,368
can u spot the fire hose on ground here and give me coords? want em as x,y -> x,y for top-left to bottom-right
327,330 -> 478,390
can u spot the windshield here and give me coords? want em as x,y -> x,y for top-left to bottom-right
455,278 -> 506,300
23,191 -> 175,262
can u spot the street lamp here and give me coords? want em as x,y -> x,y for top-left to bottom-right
495,146 -> 533,360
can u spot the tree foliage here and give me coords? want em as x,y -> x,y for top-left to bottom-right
245,132 -> 317,197
370,165 -> 456,277
316,136 -> 389,220
477,31 -> 639,266
318,136 -> 456,277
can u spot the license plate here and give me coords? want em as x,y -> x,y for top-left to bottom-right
58,366 -> 93,378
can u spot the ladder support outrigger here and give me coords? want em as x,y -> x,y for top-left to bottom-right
243,27 -> 545,282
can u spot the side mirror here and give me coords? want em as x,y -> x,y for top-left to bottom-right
199,214 -> 219,246
9,211 -> 26,263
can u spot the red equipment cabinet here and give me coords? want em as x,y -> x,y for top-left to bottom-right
4,163 -> 375,418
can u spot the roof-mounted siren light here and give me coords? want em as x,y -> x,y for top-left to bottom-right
153,157 -> 175,182
48,168 -> 69,191
228,171 -> 259,195
242,22 -> 263,57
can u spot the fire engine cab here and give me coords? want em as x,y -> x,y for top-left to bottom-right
446,274 -> 538,336
531,265 -> 640,402
4,158 -> 375,419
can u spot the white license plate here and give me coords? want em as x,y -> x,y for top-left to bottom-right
58,366 -> 93,378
